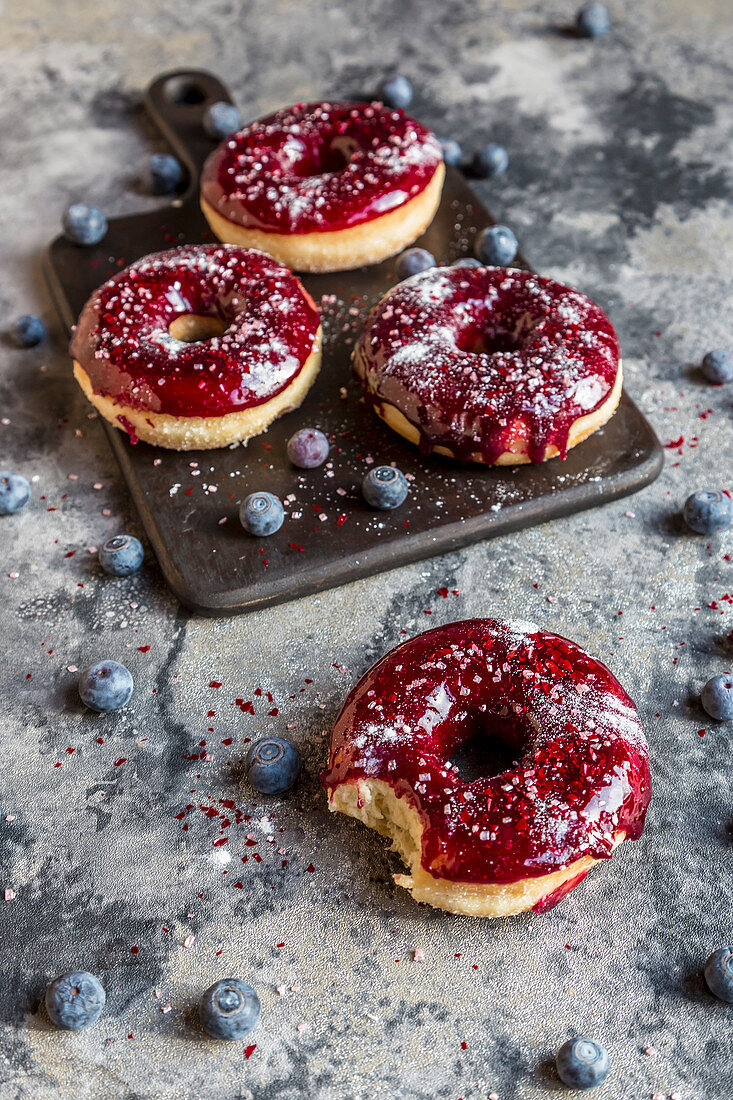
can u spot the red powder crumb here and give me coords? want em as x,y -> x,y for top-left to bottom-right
289,543 -> 305,552
461,1041 -> 468,1050
114,758 -> 127,767
209,681 -> 222,689
130,946 -> 139,955
245,1044 -> 256,1060
138,645 -> 151,653
306,864 -> 315,873
698,729 -> 706,738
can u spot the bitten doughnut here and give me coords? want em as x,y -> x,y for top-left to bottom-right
69,244 -> 322,450
353,265 -> 623,464
200,101 -> 445,273
322,619 -> 651,918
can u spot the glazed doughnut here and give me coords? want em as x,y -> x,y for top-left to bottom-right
353,265 -> 622,464
322,619 -> 651,918
69,245 -> 322,450
200,100 -> 445,273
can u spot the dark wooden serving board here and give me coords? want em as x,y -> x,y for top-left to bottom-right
44,69 -> 663,616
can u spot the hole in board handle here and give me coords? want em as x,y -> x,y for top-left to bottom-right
164,77 -> 208,106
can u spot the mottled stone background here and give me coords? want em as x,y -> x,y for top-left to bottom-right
1,1 -> 732,1097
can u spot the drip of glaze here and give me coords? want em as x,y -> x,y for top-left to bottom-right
354,266 -> 620,464
322,619 -> 651,885
200,100 -> 443,235
70,245 -> 320,418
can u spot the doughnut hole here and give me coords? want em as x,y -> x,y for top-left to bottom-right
446,709 -> 529,782
168,314 -> 227,342
279,134 -> 356,179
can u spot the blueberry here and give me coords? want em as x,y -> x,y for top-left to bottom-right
245,736 -> 302,795
362,465 -> 409,509
62,202 -> 108,246
287,428 -> 330,469
79,661 -> 133,712
452,257 -> 482,269
378,74 -> 413,111
396,248 -> 436,280
475,225 -> 518,266
556,1037 -> 611,1090
0,471 -> 31,515
11,314 -> 45,347
576,1 -> 611,37
240,492 -> 284,536
702,349 -> 733,385
199,978 -> 260,1040
472,142 -> 509,179
683,490 -> 732,534
144,152 -> 183,195
440,139 -> 463,167
701,674 -> 733,722
705,947 -> 733,1003
98,534 -> 144,577
203,101 -> 242,140
45,971 -> 105,1031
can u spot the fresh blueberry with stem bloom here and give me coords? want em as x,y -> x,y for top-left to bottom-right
576,1 -> 611,37
702,349 -> 733,385
475,225 -> 518,266
203,101 -> 242,140
240,492 -> 284,536
245,736 -> 302,794
199,978 -> 260,1040
701,674 -> 733,722
45,971 -> 105,1030
396,248 -> 436,280
98,534 -> 144,577
705,947 -> 733,1002
440,138 -> 463,167
0,471 -> 31,515
683,490 -> 732,535
472,142 -> 509,179
287,428 -> 330,469
362,465 -> 409,510
556,1037 -> 610,1090
145,153 -> 183,195
79,661 -> 133,712
378,74 -> 413,111
62,202 -> 107,246
11,314 -> 45,347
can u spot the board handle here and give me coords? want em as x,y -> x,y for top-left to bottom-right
143,69 -> 235,186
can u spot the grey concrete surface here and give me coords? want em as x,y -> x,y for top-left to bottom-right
1,2 -> 732,1097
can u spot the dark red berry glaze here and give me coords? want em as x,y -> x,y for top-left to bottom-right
70,245 -> 320,418
200,100 -> 442,235
322,619 -> 651,885
354,266 -> 620,463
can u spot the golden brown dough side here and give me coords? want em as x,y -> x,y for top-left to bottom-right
201,165 -> 446,274
327,777 -> 624,918
72,329 -> 322,451
354,354 -> 623,466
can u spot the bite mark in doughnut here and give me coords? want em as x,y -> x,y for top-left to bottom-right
353,265 -> 622,464
69,245 -> 322,450
200,101 -> 445,273
322,619 -> 651,918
